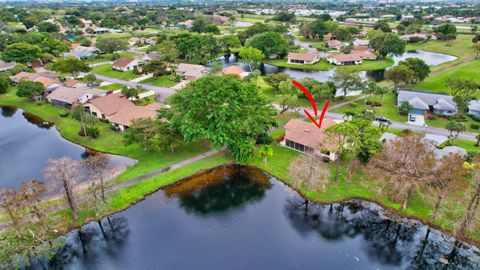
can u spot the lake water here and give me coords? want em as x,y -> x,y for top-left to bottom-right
220,50 -> 457,84
44,165 -> 480,270
0,106 -> 136,189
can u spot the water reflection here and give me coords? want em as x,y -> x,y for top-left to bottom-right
42,165 -> 480,270
0,106 -> 136,188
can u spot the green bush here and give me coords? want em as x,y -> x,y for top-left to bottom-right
469,114 -> 480,122
471,124 -> 480,130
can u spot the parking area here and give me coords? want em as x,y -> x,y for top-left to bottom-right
407,113 -> 427,127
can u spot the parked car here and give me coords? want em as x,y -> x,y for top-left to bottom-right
409,114 -> 416,122
87,81 -> 100,87
375,116 -> 392,124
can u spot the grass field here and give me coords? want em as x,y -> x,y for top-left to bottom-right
138,75 -> 178,87
92,64 -> 141,81
264,57 -> 394,72
98,83 -> 124,91
414,60 -> 480,94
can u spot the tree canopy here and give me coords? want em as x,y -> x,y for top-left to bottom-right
369,32 -> 406,58
246,31 -> 288,59
168,75 -> 276,164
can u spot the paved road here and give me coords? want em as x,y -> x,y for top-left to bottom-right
93,74 -> 177,101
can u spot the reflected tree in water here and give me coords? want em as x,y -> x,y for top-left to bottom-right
178,173 -> 270,215
0,105 -> 17,117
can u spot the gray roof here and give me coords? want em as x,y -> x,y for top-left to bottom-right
398,90 -> 457,111
469,100 -> 480,112
424,134 -> 448,146
64,47 -> 97,59
434,146 -> 467,159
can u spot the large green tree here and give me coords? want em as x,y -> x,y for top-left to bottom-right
238,46 -> 264,72
434,23 -> 457,46
174,33 -> 220,64
369,32 -> 406,58
0,75 -> 11,94
168,75 -> 276,164
246,31 -> 288,59
2,42 -> 42,63
51,57 -> 90,78
384,64 -> 413,90
16,80 -> 44,100
95,37 -> 128,54
398,57 -> 430,83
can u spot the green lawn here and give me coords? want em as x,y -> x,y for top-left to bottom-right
98,83 -> 123,91
92,64 -> 141,81
138,75 -> 179,87
413,60 -> 480,94
0,87 -> 210,184
86,52 -> 139,64
406,34 -> 476,72
264,57 -> 394,72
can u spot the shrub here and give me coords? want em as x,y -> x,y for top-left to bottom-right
59,111 -> 70,118
471,124 -> 480,130
365,100 -> 372,105
371,101 -> 382,107
349,102 -> 358,107
469,114 -> 480,122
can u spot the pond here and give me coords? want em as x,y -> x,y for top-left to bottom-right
220,49 -> 456,85
44,165 -> 480,270
0,106 -> 136,189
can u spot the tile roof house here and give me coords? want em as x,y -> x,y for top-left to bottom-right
327,40 -> 348,51
176,63 -> 208,81
11,72 -> 58,83
33,76 -> 62,94
327,54 -> 362,65
397,90 -> 457,116
84,93 -> 157,131
351,47 -> 377,60
46,86 -> 105,108
112,57 -> 141,72
0,60 -> 15,72
353,39 -> 369,47
468,100 -> 480,117
287,52 -> 320,65
221,65 -> 249,78
282,118 -> 338,160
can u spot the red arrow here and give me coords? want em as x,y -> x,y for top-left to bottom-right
292,80 -> 330,129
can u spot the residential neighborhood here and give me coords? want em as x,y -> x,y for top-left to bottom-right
1,1 -> 480,269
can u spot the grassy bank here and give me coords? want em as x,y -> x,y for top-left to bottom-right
0,87 -> 210,182
264,57 -> 394,71
92,64 -> 141,81
138,75 -> 178,87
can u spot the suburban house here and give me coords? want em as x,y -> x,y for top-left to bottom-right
397,90 -> 457,116
353,39 -> 369,47
112,57 -> 141,72
287,52 -> 320,65
176,63 -> 208,81
351,47 -> 378,60
140,52 -> 161,62
327,54 -> 362,65
83,93 -> 157,131
323,33 -> 333,41
468,100 -> 480,117
212,14 -> 229,24
327,40 -> 348,51
46,86 -> 105,108
221,65 -> 249,78
0,60 -> 15,72
63,79 -> 83,88
178,19 -> 194,28
282,118 -> 338,161
64,46 -> 97,59
33,76 -> 62,94
10,72 -> 58,83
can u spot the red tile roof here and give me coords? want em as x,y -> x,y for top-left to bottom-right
284,119 -> 337,150
287,52 -> 317,62
112,57 -> 136,69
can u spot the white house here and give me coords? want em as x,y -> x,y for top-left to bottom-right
112,57 -> 141,72
0,60 -> 15,72
287,52 -> 320,65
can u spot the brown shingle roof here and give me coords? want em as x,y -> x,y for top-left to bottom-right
33,76 -> 57,88
284,118 -> 337,150
87,93 -> 132,116
46,86 -> 104,105
109,105 -> 157,127
332,54 -> 362,63
222,65 -> 244,75
287,52 -> 317,62
112,57 -> 135,69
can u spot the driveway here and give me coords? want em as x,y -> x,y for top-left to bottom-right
93,74 -> 177,101
406,113 -> 427,127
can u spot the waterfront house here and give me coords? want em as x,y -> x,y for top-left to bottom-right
221,65 -> 249,78
327,40 -> 348,51
282,119 -> 338,161
46,86 -> 105,108
84,93 -> 157,131
397,90 -> 457,116
327,54 -> 362,65
287,52 -> 320,65
176,63 -> 207,81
